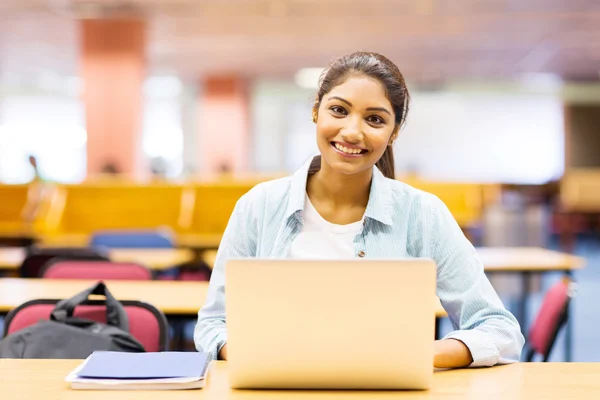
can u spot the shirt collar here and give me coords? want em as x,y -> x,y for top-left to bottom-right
285,156 -> 394,226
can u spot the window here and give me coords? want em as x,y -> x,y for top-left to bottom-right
0,96 -> 86,183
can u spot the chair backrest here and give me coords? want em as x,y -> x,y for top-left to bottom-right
399,179 -> 488,228
0,184 -> 30,231
190,183 -> 254,234
52,184 -> 186,234
527,277 -> 575,361
3,299 -> 168,352
560,168 -> 600,212
19,247 -> 109,278
90,231 -> 174,249
42,260 -> 152,280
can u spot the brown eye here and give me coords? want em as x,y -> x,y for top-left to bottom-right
367,115 -> 385,125
329,106 -> 347,116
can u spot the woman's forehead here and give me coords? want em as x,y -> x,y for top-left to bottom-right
325,75 -> 392,108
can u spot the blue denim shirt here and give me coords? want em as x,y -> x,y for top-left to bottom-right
195,158 -> 524,365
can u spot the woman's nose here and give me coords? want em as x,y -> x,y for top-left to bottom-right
340,117 -> 364,143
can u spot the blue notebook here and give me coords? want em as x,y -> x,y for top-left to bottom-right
77,351 -> 210,380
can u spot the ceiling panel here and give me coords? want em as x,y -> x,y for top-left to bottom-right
0,0 -> 599,84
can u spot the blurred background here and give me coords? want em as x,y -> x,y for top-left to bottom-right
0,1 -> 599,360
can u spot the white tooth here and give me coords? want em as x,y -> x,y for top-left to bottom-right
335,143 -> 342,150
353,149 -> 360,154
342,146 -> 349,153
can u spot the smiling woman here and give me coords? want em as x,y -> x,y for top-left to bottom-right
310,52 -> 410,180
195,51 -> 524,369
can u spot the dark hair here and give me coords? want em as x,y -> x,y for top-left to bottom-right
312,51 -> 410,179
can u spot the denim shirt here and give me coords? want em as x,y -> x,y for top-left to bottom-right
195,157 -> 524,365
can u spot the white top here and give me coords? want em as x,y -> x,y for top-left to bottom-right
287,194 -> 364,259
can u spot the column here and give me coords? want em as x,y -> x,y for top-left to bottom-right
197,76 -> 250,174
80,18 -> 146,177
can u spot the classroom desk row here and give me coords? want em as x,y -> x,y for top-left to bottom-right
202,247 -> 586,272
1,359 -> 599,399
12,232 -> 224,251
0,278 -> 447,318
0,246 -> 586,273
0,247 -> 585,357
0,279 -> 209,317
0,247 -> 196,272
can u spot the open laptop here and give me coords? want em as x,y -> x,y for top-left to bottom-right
225,258 -> 437,390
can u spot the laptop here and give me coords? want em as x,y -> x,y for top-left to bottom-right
225,258 -> 437,390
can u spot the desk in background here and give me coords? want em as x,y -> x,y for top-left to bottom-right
201,247 -> 585,272
0,278 -> 446,319
0,247 -> 195,273
0,359 -> 599,399
0,278 -> 208,317
38,232 -> 223,251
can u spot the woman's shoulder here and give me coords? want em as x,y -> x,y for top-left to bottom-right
386,177 -> 441,209
236,175 -> 294,210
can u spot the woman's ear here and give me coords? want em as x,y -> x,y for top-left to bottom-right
312,108 -> 318,123
388,125 -> 400,146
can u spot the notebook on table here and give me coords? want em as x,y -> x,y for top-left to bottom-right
65,351 -> 210,390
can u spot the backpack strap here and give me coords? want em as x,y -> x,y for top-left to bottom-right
50,281 -> 129,332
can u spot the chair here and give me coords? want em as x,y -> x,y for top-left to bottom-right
525,276 -> 577,362
41,260 -> 152,280
19,247 -> 109,278
3,299 -> 169,352
90,231 -> 174,249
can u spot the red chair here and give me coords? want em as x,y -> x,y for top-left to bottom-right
3,299 -> 169,352
19,247 -> 109,278
41,260 -> 152,280
525,276 -> 577,361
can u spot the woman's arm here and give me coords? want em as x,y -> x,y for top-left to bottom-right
428,196 -> 525,368
194,193 -> 258,361
434,339 -> 472,368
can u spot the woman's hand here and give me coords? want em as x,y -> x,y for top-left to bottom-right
433,339 -> 473,369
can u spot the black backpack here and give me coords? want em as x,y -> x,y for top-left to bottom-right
0,282 -> 145,359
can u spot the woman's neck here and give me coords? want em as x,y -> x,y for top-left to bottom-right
307,160 -> 372,210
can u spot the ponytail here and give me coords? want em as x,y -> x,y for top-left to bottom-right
376,147 -> 395,179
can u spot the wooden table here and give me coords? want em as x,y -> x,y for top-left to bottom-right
476,247 -> 585,272
201,247 -> 586,271
3,246 -> 583,274
1,359 -> 599,399
39,233 -> 222,250
475,247 -> 585,362
0,247 -> 194,271
0,278 -> 447,318
109,248 -> 194,270
0,278 -> 208,316
176,233 -> 222,250
0,247 -> 25,271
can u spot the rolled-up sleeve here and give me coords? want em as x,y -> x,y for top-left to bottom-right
429,196 -> 525,366
194,193 -> 257,360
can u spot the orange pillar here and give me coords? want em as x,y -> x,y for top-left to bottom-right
198,76 -> 250,173
80,19 -> 146,177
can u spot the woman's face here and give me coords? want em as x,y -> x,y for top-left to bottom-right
315,74 -> 397,177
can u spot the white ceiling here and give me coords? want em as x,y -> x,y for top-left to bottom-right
1,0 -> 600,85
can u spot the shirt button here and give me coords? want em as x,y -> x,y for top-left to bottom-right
358,251 -> 365,258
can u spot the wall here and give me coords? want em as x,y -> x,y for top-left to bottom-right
251,80 -> 565,184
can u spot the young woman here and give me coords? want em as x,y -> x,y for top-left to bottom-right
195,51 -> 524,368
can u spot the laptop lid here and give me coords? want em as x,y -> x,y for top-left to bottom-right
226,258 -> 436,390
